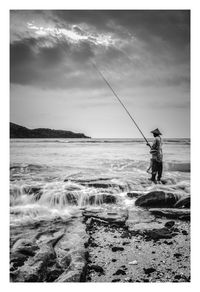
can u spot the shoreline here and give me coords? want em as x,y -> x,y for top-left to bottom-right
10,183 -> 190,283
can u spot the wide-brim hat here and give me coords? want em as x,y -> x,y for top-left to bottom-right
151,128 -> 162,135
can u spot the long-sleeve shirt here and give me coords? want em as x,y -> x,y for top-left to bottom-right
150,136 -> 163,162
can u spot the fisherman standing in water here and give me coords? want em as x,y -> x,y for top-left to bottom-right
147,128 -> 163,184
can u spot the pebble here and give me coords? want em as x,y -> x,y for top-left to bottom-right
128,260 -> 138,265
113,269 -> 126,276
144,267 -> 156,275
112,246 -> 124,252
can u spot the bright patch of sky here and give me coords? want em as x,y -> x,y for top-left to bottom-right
27,22 -> 118,47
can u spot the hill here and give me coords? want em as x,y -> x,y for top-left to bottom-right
10,123 -> 90,138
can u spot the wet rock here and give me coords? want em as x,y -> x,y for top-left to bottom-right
143,227 -> 175,241
174,253 -> 182,258
112,259 -> 117,262
10,252 -> 28,269
88,194 -> 116,205
78,180 -> 122,190
23,186 -> 42,195
112,246 -> 124,252
164,221 -> 175,228
142,278 -> 150,282
83,209 -> 128,226
122,241 -> 130,246
112,279 -> 121,282
65,193 -> 78,205
121,231 -> 131,238
149,208 -> 190,221
127,192 -> 141,198
56,254 -> 86,282
135,191 -> 181,208
90,264 -> 104,274
163,240 -> 173,245
12,244 -> 58,282
182,230 -> 188,235
102,194 -> 117,204
174,274 -> 182,280
143,267 -> 156,275
113,269 -> 126,275
174,196 -> 190,209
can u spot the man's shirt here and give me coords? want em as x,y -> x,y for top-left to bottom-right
151,136 -> 163,162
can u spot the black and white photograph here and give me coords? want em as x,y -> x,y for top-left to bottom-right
9,9 -> 190,283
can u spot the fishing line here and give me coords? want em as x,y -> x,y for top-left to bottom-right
91,61 -> 150,146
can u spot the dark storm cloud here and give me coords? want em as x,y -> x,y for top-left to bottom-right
10,35 -> 97,88
53,10 -> 190,47
10,10 -> 190,89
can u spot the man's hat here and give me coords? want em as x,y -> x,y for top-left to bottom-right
151,128 -> 162,135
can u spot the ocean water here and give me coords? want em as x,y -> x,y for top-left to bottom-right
10,138 -> 190,225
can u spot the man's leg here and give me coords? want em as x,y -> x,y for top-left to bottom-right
151,159 -> 157,181
157,162 -> 163,181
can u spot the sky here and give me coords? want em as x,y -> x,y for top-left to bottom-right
10,10 -> 190,138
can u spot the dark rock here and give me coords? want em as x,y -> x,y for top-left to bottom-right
182,230 -> 188,235
127,192 -> 140,198
102,194 -> 117,204
149,208 -> 190,221
113,269 -> 126,276
143,268 -> 156,275
174,253 -> 182,258
83,209 -> 128,226
88,194 -> 116,204
112,259 -> 117,262
165,221 -> 175,228
90,265 -> 104,274
121,231 -> 130,238
10,252 -> 28,269
163,240 -> 173,245
112,279 -> 121,282
122,241 -> 130,246
174,196 -> 190,209
112,246 -> 124,252
120,265 -> 127,270
90,242 -> 98,247
135,191 -> 181,208
65,193 -> 78,205
174,274 -> 182,280
144,227 -> 175,241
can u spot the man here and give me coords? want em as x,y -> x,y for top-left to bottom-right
147,128 -> 163,183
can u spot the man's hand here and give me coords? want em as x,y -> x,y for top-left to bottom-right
146,143 -> 151,148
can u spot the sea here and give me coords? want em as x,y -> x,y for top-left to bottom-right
10,138 -> 190,226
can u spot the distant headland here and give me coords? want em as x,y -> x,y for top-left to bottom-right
10,123 -> 90,139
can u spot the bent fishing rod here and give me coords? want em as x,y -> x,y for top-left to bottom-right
92,62 -> 151,147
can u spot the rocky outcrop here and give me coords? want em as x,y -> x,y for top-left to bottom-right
135,191 -> 181,208
88,194 -> 117,205
83,208 -> 128,226
149,208 -> 190,221
174,196 -> 190,209
127,192 -> 141,198
10,217 -> 89,282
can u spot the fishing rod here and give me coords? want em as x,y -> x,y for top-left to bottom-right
92,62 -> 151,147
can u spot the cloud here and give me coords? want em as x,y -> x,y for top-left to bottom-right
10,10 -> 190,92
